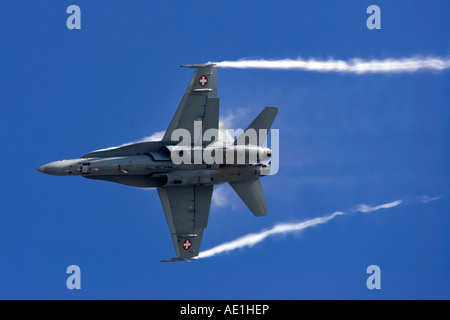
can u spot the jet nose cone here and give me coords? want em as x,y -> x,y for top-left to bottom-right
37,162 -> 63,175
37,160 -> 79,176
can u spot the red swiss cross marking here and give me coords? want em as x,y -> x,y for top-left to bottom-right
182,239 -> 192,250
198,75 -> 208,87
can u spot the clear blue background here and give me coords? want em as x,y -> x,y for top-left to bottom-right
0,1 -> 448,299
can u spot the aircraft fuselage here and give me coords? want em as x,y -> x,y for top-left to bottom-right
38,145 -> 271,188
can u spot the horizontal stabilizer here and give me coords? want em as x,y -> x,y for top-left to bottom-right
235,106 -> 278,146
229,178 -> 268,216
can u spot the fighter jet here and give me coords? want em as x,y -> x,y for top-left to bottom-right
38,64 -> 278,261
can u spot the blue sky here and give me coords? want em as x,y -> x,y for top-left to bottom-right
0,1 -> 449,299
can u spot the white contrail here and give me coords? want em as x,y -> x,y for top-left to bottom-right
211,56 -> 450,73
352,200 -> 402,213
198,210 -> 347,259
197,197 -> 438,259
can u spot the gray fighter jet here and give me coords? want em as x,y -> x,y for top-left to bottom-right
38,64 -> 278,261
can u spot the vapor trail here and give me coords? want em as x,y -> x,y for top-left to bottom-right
198,210 -> 347,259
212,57 -> 450,73
197,197 -> 437,259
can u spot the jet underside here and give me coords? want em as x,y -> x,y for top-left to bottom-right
38,65 -> 278,261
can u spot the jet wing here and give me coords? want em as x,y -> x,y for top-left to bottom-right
157,185 -> 213,261
162,66 -> 219,146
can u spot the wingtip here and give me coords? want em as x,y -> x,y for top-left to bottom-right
161,257 -> 197,263
180,63 -> 217,68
